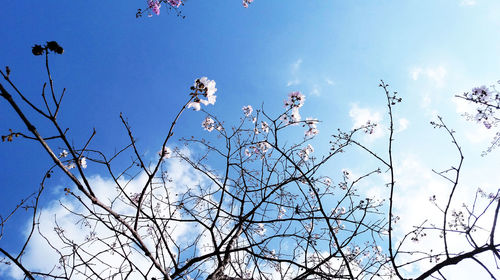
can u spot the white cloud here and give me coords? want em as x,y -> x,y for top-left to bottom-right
349,104 -> 384,141
385,154 -> 500,278
286,79 -> 300,87
397,118 -> 409,132
410,66 -> 447,87
460,0 -> 476,6
325,78 -> 335,86
287,58 -> 303,87
310,84 -> 320,96
1,154 -> 212,279
291,58 -> 302,73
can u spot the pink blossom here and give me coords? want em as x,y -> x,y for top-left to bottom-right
159,147 -> 172,160
167,0 -> 182,8
242,0 -> 253,8
284,91 -> 305,108
304,118 -> 319,137
148,0 -> 161,15
298,144 -> 314,161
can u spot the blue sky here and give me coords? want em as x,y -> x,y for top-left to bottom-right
1,0 -> 500,278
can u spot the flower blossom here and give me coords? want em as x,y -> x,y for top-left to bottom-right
298,144 -> 314,161
188,77 -> 217,111
167,0 -> 182,7
323,178 -> 332,186
463,84 -> 500,129
261,121 -> 270,133
244,149 -> 252,157
242,0 -> 254,8
59,150 -> 68,158
80,157 -> 87,169
304,118 -> 319,137
202,116 -> 216,132
242,105 -> 253,117
282,91 -> 305,125
284,91 -> 305,109
256,223 -> 266,236
290,107 -> 301,123
278,207 -> 286,219
471,86 -> 493,103
159,147 -> 172,160
257,141 -> 271,153
148,0 -> 161,15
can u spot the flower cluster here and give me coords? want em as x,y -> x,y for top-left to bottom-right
242,0 -> 254,8
463,84 -> 500,129
146,0 -> 182,16
281,91 -> 306,125
298,144 -> 314,161
202,116 -> 216,132
255,223 -> 266,236
148,0 -> 161,16
304,118 -> 319,137
167,0 -> 182,8
242,105 -> 253,117
260,121 -> 270,133
188,77 -> 217,111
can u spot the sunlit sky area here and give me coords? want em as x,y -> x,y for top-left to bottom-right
1,0 -> 500,279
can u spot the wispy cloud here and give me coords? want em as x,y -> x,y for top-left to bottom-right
460,0 -> 476,6
310,84 -> 320,96
397,118 -> 409,132
410,66 -> 447,87
325,78 -> 335,86
287,58 -> 303,87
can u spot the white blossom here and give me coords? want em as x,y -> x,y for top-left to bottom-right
159,147 -> 172,160
284,91 -> 305,108
261,121 -> 270,133
202,116 -> 215,132
304,118 -> 319,137
59,150 -> 68,158
256,223 -> 266,236
189,77 -> 217,111
324,178 -> 332,186
80,157 -> 87,169
298,144 -> 314,161
242,105 -> 253,117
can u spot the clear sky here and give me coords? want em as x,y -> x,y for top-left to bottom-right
1,0 -> 500,279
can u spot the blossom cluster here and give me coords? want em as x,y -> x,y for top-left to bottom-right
245,141 -> 271,158
147,0 -> 182,16
298,144 -> 314,161
242,0 -> 254,8
188,77 -> 217,111
304,118 -> 319,137
464,84 -> 500,129
58,149 -> 88,169
202,116 -> 222,132
281,91 -> 305,124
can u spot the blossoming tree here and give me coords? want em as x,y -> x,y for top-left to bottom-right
137,0 -> 254,17
0,42 -> 499,279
